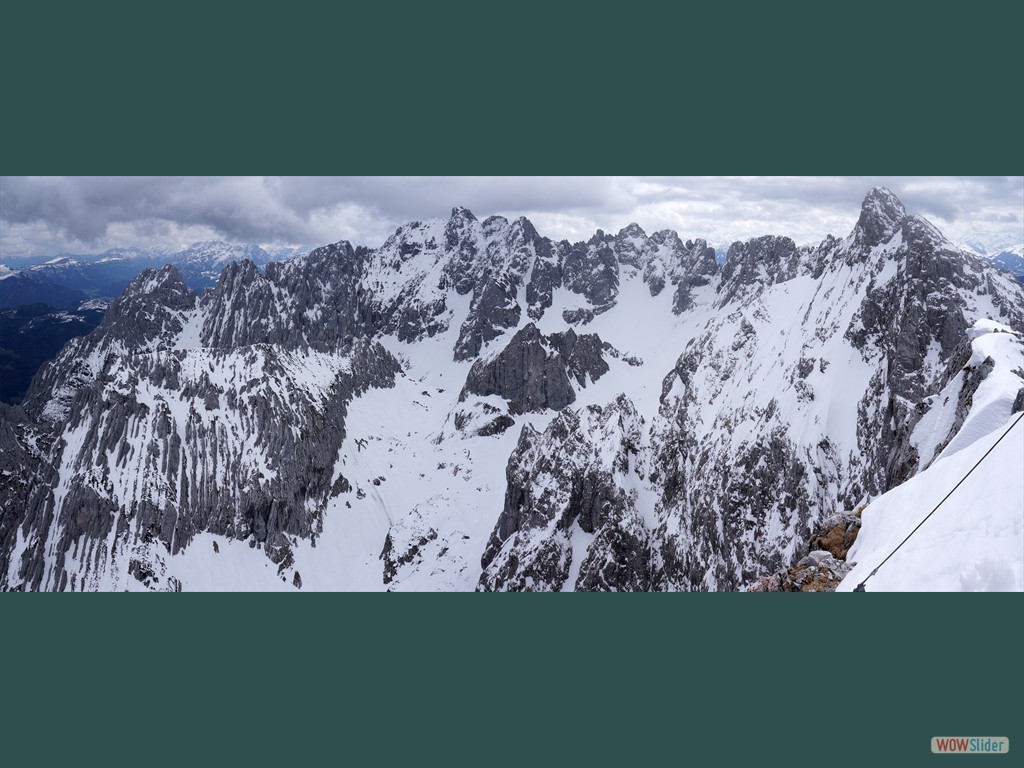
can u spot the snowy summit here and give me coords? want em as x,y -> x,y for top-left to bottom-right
1,188 -> 1022,592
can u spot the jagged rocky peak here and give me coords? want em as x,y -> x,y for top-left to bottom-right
444,206 -> 481,274
200,259 -> 279,349
119,263 -> 194,307
93,263 -> 196,349
378,220 -> 427,258
563,233 -> 620,310
450,205 -> 478,222
648,228 -> 683,249
722,234 -> 799,279
451,215 -> 548,361
512,214 -> 542,239
614,223 -> 649,267
293,238 -> 359,266
6,189 -> 1024,593
854,186 -> 908,248
109,263 -> 195,323
368,206 -> 560,357
666,236 -> 721,311
482,214 -> 509,237
213,257 -> 264,291
504,214 -> 546,250
717,235 -> 799,305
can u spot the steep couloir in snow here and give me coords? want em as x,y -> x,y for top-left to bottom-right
2,188 -> 1022,591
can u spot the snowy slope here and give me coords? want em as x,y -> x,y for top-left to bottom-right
2,188 -> 1023,592
838,321 -> 1024,591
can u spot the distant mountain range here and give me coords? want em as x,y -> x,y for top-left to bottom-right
2,189 -> 1021,592
0,301 -> 108,403
957,237 -> 1024,282
0,242 -> 309,403
0,241 -> 310,309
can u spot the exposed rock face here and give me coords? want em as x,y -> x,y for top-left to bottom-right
103,265 -> 197,344
367,209 -> 559,360
563,233 -> 620,310
646,189 -> 1024,591
663,235 -> 720,313
651,415 -> 822,590
479,395 -> 650,592
747,509 -> 861,592
887,324 -> 1024,488
459,324 -> 574,414
4,252 -> 402,590
0,403 -> 58,590
22,266 -> 197,423
853,186 -> 907,249
524,236 -> 562,321
451,400 -> 517,438
559,224 -> 721,316
747,551 -> 853,592
717,235 -> 801,306
809,512 -> 862,561
847,218 -> 1024,498
381,512 -> 439,586
7,338 -> 400,591
1013,387 -> 1024,414
459,324 -> 612,414
4,187 -> 1024,592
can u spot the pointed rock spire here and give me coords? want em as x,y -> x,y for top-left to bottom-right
854,187 -> 907,247
120,263 -> 193,306
450,205 -> 478,222
617,222 -> 647,240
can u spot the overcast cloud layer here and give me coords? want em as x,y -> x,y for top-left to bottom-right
1,176 -> 1021,259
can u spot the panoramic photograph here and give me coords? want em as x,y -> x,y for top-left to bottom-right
1,176 -> 1021,592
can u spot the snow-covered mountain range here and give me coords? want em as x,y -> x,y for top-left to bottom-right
1,188 -> 1022,591
0,241 -> 305,303
957,233 -> 1024,283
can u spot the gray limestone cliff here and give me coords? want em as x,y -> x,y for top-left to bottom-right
4,187 -> 1023,592
479,395 -> 650,592
459,324 -> 613,415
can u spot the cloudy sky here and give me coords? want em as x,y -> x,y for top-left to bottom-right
1,176 -> 1021,260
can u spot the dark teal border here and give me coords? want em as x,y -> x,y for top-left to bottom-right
4,595 -> 1019,766
2,1 -> 1020,174
2,3 -> 1021,767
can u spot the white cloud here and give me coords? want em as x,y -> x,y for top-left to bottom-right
1,176 -> 1020,259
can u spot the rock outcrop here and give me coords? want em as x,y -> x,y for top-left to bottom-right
459,324 -> 613,415
4,188 -> 1023,592
479,395 -> 650,592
